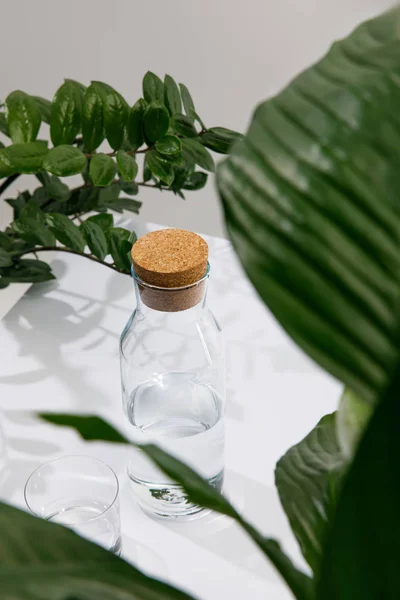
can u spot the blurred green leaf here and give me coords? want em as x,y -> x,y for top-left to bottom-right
19,199 -> 46,223
0,259 -> 55,284
164,75 -> 181,115
143,157 -> 152,182
6,90 -> 41,143
43,175 -> 71,201
106,197 -> 142,214
171,114 -> 197,138
143,102 -> 170,144
201,127 -> 243,154
155,135 -> 181,158
146,150 -> 174,186
0,501 -> 196,599
82,84 -> 105,152
0,248 -> 12,267
98,181 -> 120,206
0,112 -> 9,136
90,153 -> 117,186
32,96 -> 52,124
183,171 -> 208,190
116,150 -> 138,181
127,99 -> 145,149
142,71 -> 164,104
86,213 -> 113,232
0,148 -> 15,177
80,219 -> 108,260
45,213 -> 85,252
1,141 -> 48,174
182,138 -> 215,172
108,227 -> 132,269
43,145 -> 86,176
13,217 -> 55,246
50,80 -> 83,146
91,81 -> 129,150
179,83 -> 195,122
120,180 -> 139,195
276,413 -> 344,576
0,232 -> 12,251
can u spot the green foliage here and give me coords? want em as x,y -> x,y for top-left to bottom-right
50,80 -> 83,146
0,73 -> 239,286
6,90 -> 41,143
201,127 -> 243,154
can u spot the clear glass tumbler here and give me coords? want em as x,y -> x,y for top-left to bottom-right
24,455 -> 121,554
120,263 -> 225,519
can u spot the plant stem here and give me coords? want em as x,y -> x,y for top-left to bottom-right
0,173 -> 20,197
19,246 -> 130,275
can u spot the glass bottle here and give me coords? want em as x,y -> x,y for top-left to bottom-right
120,230 -> 225,519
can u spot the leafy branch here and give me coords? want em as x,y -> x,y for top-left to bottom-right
0,73 -> 242,288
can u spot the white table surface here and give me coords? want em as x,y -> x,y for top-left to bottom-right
0,218 -> 340,599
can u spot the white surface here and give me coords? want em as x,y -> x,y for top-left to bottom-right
0,220 -> 340,599
0,0 -> 392,237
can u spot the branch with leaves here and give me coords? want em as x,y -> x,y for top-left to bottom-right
0,73 -> 241,288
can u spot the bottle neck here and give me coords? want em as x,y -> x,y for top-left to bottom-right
133,274 -> 209,320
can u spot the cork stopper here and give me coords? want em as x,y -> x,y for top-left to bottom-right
131,229 -> 209,311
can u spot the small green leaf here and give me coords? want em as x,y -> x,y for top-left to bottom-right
0,112 -> 9,136
127,99 -> 145,149
182,138 -> 215,172
86,213 -> 113,232
45,213 -> 85,252
142,71 -> 164,104
44,175 -> 71,201
13,217 -> 56,246
179,83 -> 195,121
6,90 -> 41,143
91,81 -> 129,150
107,197 -> 142,214
82,84 -> 105,152
2,141 -> 48,174
120,180 -> 139,195
171,114 -> 197,138
80,219 -> 108,260
164,74 -> 182,115
201,127 -> 243,154
108,227 -> 132,269
143,156 -> 152,182
116,150 -> 138,181
143,102 -> 170,144
90,153 -> 117,186
0,148 -> 15,177
43,145 -> 87,176
155,135 -> 181,158
19,199 -> 46,223
0,248 -> 12,267
146,150 -> 174,186
50,80 -> 84,146
98,181 -> 120,206
32,96 -> 52,124
183,171 -> 208,190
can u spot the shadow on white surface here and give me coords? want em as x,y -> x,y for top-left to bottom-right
159,468 -> 296,586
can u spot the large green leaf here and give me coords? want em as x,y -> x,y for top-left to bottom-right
201,127 -> 243,154
40,413 -> 314,600
164,74 -> 182,115
50,80 -> 83,146
80,219 -> 108,260
107,227 -> 132,270
275,413 -> 344,576
318,365 -> 400,599
116,150 -> 138,181
82,83 -> 105,151
216,6 -> 400,405
6,90 -> 41,143
182,138 -> 215,172
0,502 -> 195,599
179,83 -> 195,122
13,216 -> 55,247
146,150 -> 175,186
91,81 -> 129,150
33,96 -> 52,124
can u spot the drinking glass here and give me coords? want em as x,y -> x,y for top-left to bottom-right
24,455 -> 121,554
